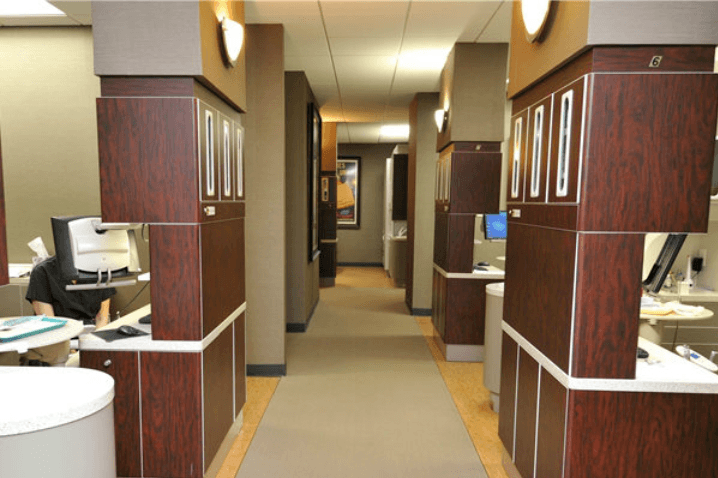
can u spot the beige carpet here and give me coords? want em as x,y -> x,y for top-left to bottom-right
235,287 -> 489,478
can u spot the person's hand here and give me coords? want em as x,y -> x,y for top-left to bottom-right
95,315 -> 109,329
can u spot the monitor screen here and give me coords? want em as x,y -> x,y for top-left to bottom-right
483,212 -> 507,241
52,216 -> 140,283
642,233 -> 686,295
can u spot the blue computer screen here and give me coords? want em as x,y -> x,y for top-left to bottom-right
484,212 -> 507,240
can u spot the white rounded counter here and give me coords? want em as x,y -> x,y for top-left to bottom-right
484,282 -> 505,412
0,367 -> 116,478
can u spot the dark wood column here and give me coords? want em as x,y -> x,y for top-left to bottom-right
499,45 -> 718,478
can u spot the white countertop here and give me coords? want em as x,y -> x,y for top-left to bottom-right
433,263 -> 505,280
657,287 -> 718,303
0,367 -> 114,436
503,322 -> 718,394
0,317 -> 84,354
79,302 -> 245,353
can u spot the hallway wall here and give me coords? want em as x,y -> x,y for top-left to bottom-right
336,143 -> 396,265
285,71 -> 320,327
245,24 -> 286,371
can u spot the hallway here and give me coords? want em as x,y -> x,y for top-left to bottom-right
217,268 -> 507,477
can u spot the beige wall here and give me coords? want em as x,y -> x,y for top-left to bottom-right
336,143 -> 396,264
0,26 -> 150,315
245,24 -> 286,366
410,93 -> 439,310
0,27 -> 101,262
437,43 -> 508,151
285,71 -> 319,326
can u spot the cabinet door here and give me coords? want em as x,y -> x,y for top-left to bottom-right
508,111 -> 529,203
235,124 -> 245,200
81,350 -> 141,478
525,97 -> 553,204
199,101 -> 219,201
548,77 -> 586,203
219,114 -> 234,201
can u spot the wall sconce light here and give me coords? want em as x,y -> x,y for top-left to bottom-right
434,109 -> 448,133
221,17 -> 244,67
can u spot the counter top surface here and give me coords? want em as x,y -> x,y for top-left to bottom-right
0,367 -> 114,436
433,263 -> 505,280
79,303 -> 245,353
503,322 -> 718,394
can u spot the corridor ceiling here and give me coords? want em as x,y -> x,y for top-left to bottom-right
6,0 -> 513,143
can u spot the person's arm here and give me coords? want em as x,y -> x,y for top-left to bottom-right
95,299 -> 111,328
32,300 -> 55,317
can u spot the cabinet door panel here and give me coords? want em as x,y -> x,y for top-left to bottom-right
199,101 -> 219,201
81,350 -> 141,478
219,114 -> 234,201
508,111 -> 529,203
525,97 -> 553,204
548,77 -> 586,204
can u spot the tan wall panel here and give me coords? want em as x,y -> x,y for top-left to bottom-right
321,122 -> 337,172
199,1 -> 247,112
245,24 -> 286,365
0,28 -> 101,262
507,1 -> 589,98
411,93 -> 440,310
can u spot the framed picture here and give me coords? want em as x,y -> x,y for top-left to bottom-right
337,156 -> 360,229
308,104 -> 321,261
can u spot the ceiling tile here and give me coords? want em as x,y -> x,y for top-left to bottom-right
321,0 -> 408,38
245,1 -> 321,23
474,0 -> 511,43
405,1 -> 497,38
457,0 -> 505,42
0,16 -> 79,26
329,36 -> 401,56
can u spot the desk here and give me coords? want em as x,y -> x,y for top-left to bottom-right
639,306 -> 714,344
0,317 -> 84,354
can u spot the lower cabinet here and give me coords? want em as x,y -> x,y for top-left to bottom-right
81,315 -> 245,478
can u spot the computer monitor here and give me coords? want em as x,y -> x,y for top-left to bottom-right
483,211 -> 508,241
642,233 -> 687,295
52,216 -> 141,285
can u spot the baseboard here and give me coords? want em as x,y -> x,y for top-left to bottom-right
287,296 -> 319,333
286,322 -> 307,333
337,262 -> 383,267
412,308 -> 432,316
246,364 -> 286,377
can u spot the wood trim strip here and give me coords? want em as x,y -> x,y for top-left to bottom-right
100,77 -> 196,97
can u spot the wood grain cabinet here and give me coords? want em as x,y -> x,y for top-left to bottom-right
500,46 -> 718,478
431,141 -> 503,361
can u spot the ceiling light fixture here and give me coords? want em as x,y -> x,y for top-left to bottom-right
221,17 -> 244,67
521,0 -> 552,43
398,49 -> 451,71
0,0 -> 65,16
434,109 -> 448,133
380,124 -> 410,139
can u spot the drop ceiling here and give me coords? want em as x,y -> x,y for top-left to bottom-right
5,0 -> 512,143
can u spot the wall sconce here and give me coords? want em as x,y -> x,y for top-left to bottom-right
221,17 -> 244,67
434,109 -> 448,133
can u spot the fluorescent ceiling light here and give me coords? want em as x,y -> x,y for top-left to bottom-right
398,49 -> 450,71
0,0 -> 65,16
380,124 -> 410,139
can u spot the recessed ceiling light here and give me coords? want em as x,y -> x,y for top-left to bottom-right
0,0 -> 65,16
398,49 -> 450,71
380,124 -> 410,139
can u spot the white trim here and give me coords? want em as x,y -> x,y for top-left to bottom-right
511,344 -> 519,462
576,75 -> 589,204
532,366 -> 542,478
511,117 -> 523,199
502,322 -> 718,394
79,303 -> 247,353
568,233 -> 579,377
137,351 -> 144,473
543,95 -> 554,203
556,89 -> 573,198
433,263 -> 505,280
